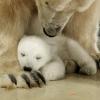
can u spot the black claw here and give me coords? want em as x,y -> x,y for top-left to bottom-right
21,74 -> 31,88
30,72 -> 41,87
36,71 -> 46,85
8,74 -> 17,85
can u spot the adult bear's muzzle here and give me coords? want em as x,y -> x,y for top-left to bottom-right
43,23 -> 61,37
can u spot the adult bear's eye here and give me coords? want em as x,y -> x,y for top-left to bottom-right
21,53 -> 26,57
45,1 -> 49,5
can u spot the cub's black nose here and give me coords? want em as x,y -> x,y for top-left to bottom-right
23,66 -> 32,72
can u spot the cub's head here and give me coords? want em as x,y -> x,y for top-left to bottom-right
35,0 -> 95,37
18,36 -> 52,71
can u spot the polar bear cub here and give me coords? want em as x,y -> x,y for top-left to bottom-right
18,36 -> 65,81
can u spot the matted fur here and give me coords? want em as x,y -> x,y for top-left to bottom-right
0,0 -> 36,74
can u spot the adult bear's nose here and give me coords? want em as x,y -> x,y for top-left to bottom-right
43,23 -> 61,37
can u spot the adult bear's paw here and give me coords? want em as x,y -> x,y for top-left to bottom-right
0,71 -> 46,89
17,71 -> 46,88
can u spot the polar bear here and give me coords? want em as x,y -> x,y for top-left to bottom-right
0,36 -> 65,88
35,0 -> 100,66
0,35 -> 97,88
0,0 -> 99,74
18,35 -> 97,77
18,36 -> 65,81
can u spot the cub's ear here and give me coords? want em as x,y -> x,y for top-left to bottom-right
77,0 -> 95,12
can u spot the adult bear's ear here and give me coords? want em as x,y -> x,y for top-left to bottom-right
77,0 -> 95,12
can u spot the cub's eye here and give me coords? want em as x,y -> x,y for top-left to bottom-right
21,53 -> 25,57
36,56 -> 42,60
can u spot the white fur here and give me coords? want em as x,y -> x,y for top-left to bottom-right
44,36 -> 97,75
18,36 -> 65,81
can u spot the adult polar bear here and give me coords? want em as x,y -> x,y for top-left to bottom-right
35,0 -> 100,62
0,0 -> 99,78
34,0 -> 100,76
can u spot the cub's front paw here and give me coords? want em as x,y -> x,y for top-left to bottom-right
79,63 -> 97,75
